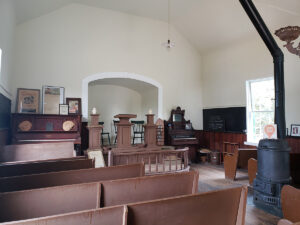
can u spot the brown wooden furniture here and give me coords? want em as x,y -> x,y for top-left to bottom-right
11,113 -> 82,154
0,157 -> 94,178
143,114 -> 156,147
114,114 -> 137,148
248,158 -> 257,185
3,206 -> 127,225
108,147 -> 189,174
0,171 -> 198,223
87,114 -> 102,150
165,107 -> 198,162
156,118 -> 165,145
4,186 -> 247,225
223,147 -> 257,180
277,185 -> 300,225
0,142 -> 75,163
0,163 -> 144,193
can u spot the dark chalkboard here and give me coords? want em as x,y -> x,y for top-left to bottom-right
0,93 -> 11,129
203,107 -> 246,133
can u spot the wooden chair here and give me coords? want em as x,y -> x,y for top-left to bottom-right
99,122 -> 111,146
131,120 -> 144,144
277,185 -> 300,225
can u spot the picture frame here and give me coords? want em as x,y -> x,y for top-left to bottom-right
16,88 -> 40,113
66,98 -> 81,115
42,86 -> 65,114
290,124 -> 300,137
59,104 -> 69,115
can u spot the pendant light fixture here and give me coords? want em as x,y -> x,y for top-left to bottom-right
162,0 -> 175,49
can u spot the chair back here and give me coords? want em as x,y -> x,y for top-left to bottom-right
132,120 -> 144,133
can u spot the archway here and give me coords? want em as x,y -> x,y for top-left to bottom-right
82,72 -> 163,121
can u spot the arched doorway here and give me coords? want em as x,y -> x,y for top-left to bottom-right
82,72 -> 163,121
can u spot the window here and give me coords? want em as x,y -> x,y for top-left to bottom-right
246,77 -> 274,143
0,48 -> 2,77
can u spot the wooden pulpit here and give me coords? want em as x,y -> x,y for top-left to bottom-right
144,114 -> 157,147
114,114 -> 137,148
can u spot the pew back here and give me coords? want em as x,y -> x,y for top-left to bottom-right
0,183 -> 100,223
281,185 -> 300,223
0,206 -> 127,225
0,142 -> 75,163
127,186 -> 247,225
0,163 -> 144,193
101,171 -> 198,207
0,158 -> 94,178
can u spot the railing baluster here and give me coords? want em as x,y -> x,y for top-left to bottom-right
156,154 -> 158,173
175,152 -> 178,171
169,154 -> 171,171
148,154 -> 151,173
163,153 -> 165,173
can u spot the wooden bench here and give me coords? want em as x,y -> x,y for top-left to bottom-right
0,205 -> 127,225
0,142 -> 75,163
0,171 -> 198,222
277,185 -> 300,225
224,148 -> 257,180
127,186 -> 247,225
0,163 -> 145,193
0,157 -> 94,178
1,186 -> 247,225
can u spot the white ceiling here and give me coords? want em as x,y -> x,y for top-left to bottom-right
89,78 -> 157,94
13,0 -> 300,52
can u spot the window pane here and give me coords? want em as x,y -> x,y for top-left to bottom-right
250,79 -> 274,111
252,111 -> 275,141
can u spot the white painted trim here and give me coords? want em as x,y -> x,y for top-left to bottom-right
82,72 -> 163,121
244,141 -> 258,147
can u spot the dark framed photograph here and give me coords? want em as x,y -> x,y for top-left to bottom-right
66,98 -> 81,115
59,104 -> 69,115
16,88 -> 40,113
291,124 -> 300,137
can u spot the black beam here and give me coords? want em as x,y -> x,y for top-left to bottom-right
239,0 -> 286,139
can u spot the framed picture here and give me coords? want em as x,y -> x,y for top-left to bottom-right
66,98 -> 81,115
42,86 -> 65,114
291,124 -> 300,137
59,104 -> 69,115
16,88 -> 40,113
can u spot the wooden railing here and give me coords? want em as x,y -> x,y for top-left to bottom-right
108,148 -> 190,175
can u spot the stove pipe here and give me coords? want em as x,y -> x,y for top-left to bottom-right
239,0 -> 286,139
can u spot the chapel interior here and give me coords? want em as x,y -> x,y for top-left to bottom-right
0,0 -> 300,224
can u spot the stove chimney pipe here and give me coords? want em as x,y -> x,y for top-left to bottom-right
239,0 -> 286,139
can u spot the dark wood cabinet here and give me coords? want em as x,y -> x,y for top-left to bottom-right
11,114 -> 81,148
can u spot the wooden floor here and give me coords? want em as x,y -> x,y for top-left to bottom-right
191,163 -> 280,225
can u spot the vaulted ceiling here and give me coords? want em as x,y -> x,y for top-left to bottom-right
13,0 -> 300,52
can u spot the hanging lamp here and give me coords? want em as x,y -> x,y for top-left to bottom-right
162,0 -> 175,49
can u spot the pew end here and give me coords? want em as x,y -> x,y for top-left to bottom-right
281,185 -> 300,224
248,158 -> 257,185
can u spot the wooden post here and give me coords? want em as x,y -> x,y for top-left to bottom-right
144,114 -> 157,148
87,114 -> 102,150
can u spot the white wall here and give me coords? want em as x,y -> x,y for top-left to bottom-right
88,84 -> 142,136
0,0 -> 15,99
202,35 -> 300,130
12,3 -> 203,128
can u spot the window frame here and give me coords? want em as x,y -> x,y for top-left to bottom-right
246,77 -> 274,145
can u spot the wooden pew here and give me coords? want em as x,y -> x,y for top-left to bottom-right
0,206 -> 127,225
0,171 -> 198,222
0,183 -> 100,223
127,186 -> 248,225
224,148 -> 257,180
0,142 -> 75,163
277,185 -> 300,225
0,157 -> 94,178
248,158 -> 257,185
0,163 -> 145,193
101,171 -> 198,207
0,186 -> 247,225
